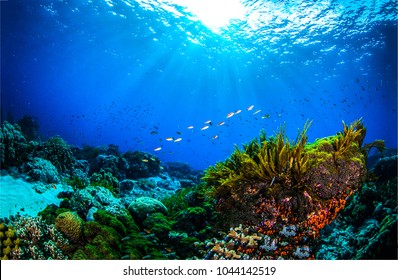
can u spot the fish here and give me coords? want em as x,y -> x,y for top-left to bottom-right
204,120 -> 212,124
235,109 -> 242,114
51,183 -> 57,190
218,121 -> 225,126
176,131 -> 182,135
247,105 -> 254,111
187,126 -> 194,129
174,138 -> 182,142
201,126 -> 209,130
253,109 -> 261,115
262,114 -> 270,119
150,131 -> 158,135
226,112 -> 235,118
142,159 -> 149,162
165,137 -> 174,141
212,135 -> 219,140
154,147 -> 162,151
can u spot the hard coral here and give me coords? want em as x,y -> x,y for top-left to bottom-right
38,136 -> 75,173
55,211 -> 83,243
0,121 -> 29,169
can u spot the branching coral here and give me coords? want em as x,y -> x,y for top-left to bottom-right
12,216 -> 69,259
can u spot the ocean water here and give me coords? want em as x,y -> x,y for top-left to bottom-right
1,0 -> 397,170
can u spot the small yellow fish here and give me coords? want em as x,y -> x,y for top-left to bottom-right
253,109 -> 261,115
154,147 -> 162,151
201,125 -> 209,130
235,109 -> 242,114
218,121 -> 225,126
174,137 -> 182,142
165,137 -> 174,141
187,126 -> 194,129
247,105 -> 254,111
142,159 -> 149,162
226,112 -> 235,118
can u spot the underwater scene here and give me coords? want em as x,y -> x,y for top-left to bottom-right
0,0 -> 397,260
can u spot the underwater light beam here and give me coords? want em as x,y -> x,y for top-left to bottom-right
173,0 -> 246,32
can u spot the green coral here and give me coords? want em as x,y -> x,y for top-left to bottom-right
142,212 -> 174,239
0,223 -> 20,260
38,204 -> 70,225
90,170 -> 119,195
93,210 -> 127,236
73,221 -> 122,260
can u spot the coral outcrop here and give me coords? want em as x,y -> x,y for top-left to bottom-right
0,121 -> 29,169
202,119 -> 367,259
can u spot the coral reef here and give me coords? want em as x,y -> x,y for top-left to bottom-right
23,157 -> 60,183
128,197 -> 168,223
202,119 -> 367,259
315,155 -> 397,259
90,170 -> 120,195
12,216 -> 69,259
0,121 -> 29,169
121,151 -> 161,179
37,136 -> 75,173
61,186 -> 128,220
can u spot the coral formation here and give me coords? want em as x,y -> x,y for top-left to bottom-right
0,121 -> 29,169
37,136 -> 75,173
0,223 -> 20,260
121,151 -> 161,179
202,119 -> 367,259
128,197 -> 168,222
24,157 -> 60,183
12,216 -> 69,259
55,211 -> 83,243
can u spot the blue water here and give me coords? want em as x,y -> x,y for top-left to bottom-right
1,0 -> 397,170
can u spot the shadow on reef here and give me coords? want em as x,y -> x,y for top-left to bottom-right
0,118 -> 396,260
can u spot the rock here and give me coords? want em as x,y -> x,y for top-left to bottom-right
128,197 -> 168,222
